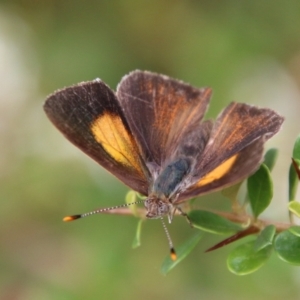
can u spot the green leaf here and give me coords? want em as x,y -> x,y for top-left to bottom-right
263,148 -> 278,171
288,226 -> 300,237
161,232 -> 203,275
253,225 -> 276,252
289,136 -> 300,202
125,190 -> 137,215
188,210 -> 242,235
288,201 -> 300,218
289,159 -> 300,202
293,135 -> 300,159
227,241 -> 272,275
132,219 -> 143,248
274,230 -> 300,265
247,164 -> 273,218
222,182 -> 243,213
136,192 -> 147,200
222,181 -> 243,202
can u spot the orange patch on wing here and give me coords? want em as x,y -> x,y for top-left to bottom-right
91,113 -> 143,174
197,154 -> 238,186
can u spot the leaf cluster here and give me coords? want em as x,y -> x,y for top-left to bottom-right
128,136 -> 300,275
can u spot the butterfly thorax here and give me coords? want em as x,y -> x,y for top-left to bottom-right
144,158 -> 191,219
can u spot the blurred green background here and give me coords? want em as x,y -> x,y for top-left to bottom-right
1,0 -> 300,299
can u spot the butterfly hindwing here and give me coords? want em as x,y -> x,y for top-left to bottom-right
194,102 -> 283,177
177,137 -> 264,202
44,79 -> 150,195
176,102 -> 284,202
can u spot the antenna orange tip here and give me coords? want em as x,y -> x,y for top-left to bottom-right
63,215 -> 81,222
170,248 -> 177,261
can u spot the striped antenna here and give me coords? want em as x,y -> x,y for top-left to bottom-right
160,217 -> 177,261
63,199 -> 145,222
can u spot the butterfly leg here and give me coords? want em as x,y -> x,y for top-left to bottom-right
174,206 -> 194,228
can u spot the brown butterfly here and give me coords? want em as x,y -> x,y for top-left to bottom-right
44,70 -> 284,259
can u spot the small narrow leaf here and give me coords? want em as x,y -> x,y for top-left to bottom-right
247,164 -> 273,218
288,226 -> 300,237
263,148 -> 278,171
292,135 -> 300,160
274,230 -> 300,265
289,135 -> 300,203
227,241 -> 272,275
292,158 -> 300,180
132,219 -> 143,248
253,225 -> 276,252
288,201 -> 300,218
161,232 -> 203,275
289,161 -> 299,202
222,181 -> 244,213
188,210 -> 242,234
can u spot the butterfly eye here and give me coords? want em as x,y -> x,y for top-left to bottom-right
158,201 -> 171,216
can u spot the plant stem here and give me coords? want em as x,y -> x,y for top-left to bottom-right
101,205 -> 292,233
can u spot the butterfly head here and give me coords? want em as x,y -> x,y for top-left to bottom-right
144,194 -> 173,220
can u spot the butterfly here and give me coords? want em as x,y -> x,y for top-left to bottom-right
44,70 -> 284,259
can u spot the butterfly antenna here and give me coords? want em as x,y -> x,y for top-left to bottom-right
63,199 -> 145,222
160,217 -> 177,261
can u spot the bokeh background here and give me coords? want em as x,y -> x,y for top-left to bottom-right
1,1 -> 300,299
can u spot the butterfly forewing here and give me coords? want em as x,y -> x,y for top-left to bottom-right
44,79 -> 150,195
117,70 -> 212,169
